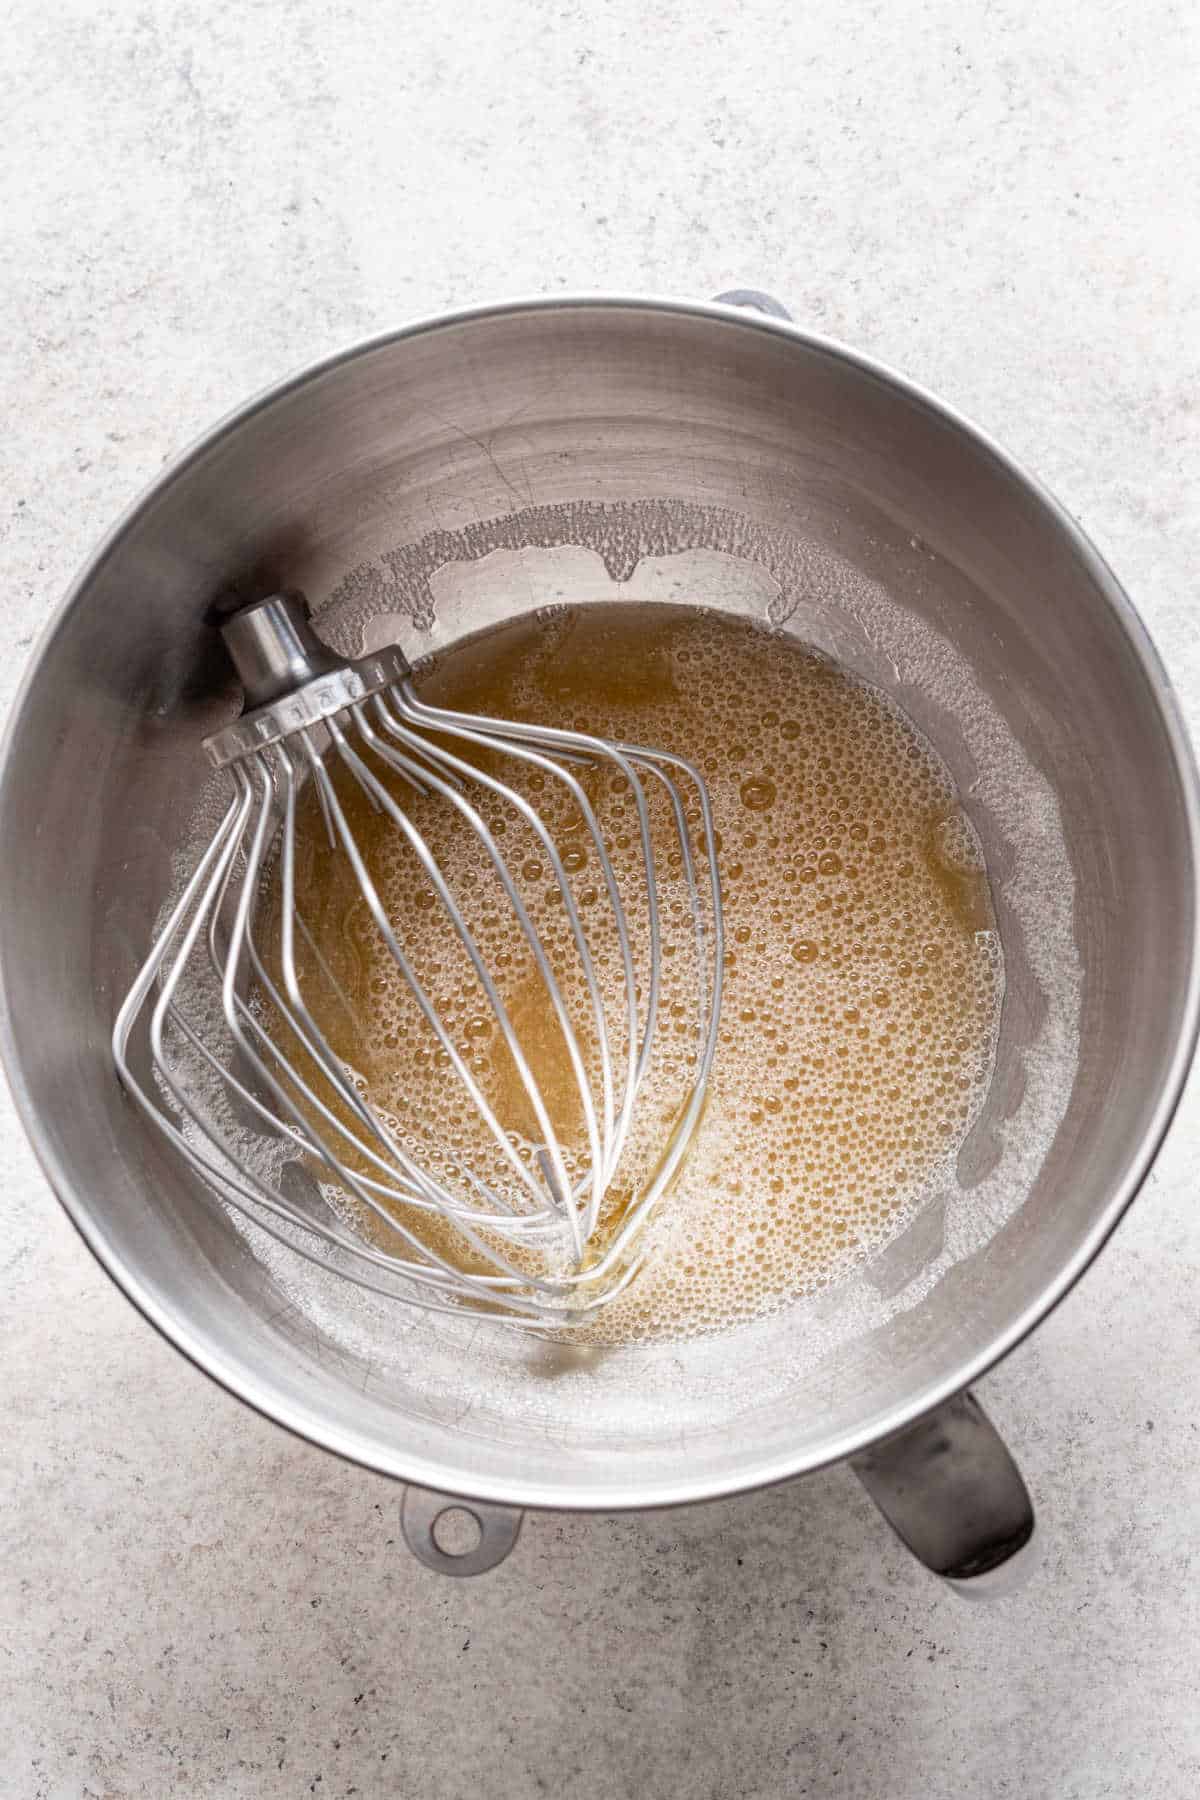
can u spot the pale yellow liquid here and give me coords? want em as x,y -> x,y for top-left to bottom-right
269,605 -> 1001,1342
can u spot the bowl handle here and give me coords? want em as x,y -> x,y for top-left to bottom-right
850,1390 -> 1037,1596
400,1390 -> 1033,1586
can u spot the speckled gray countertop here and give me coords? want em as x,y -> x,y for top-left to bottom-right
3,4 -> 1199,1796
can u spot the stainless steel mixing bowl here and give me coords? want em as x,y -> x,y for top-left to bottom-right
3,296 -> 1196,1584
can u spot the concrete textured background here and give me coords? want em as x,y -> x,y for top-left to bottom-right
2,2 -> 1199,1795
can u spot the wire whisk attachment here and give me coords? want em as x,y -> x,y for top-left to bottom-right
114,594 -> 723,1328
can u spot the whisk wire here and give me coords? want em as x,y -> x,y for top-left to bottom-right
337,709 -> 599,1250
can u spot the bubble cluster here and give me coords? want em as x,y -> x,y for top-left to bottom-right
267,603 -> 1003,1343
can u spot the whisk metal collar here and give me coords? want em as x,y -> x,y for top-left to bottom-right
204,593 -> 411,768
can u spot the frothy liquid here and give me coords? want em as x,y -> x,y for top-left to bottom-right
271,605 -> 1002,1342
